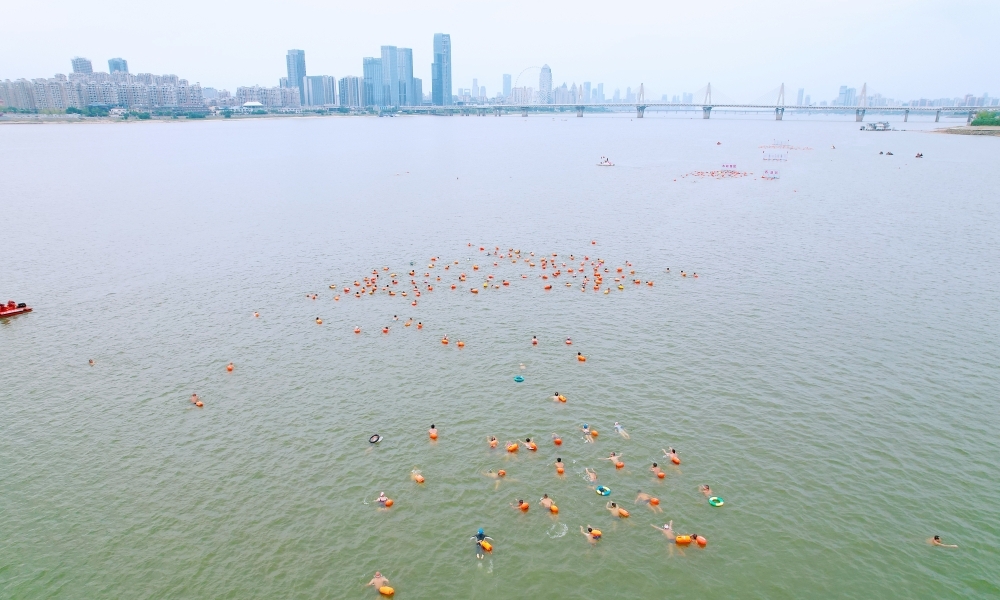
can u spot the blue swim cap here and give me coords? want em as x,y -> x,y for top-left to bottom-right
583,423 -> 588,428
478,528 -> 484,535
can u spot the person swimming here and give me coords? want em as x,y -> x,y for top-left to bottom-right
651,463 -> 665,478
511,499 -> 529,512
700,484 -> 712,496
190,393 -> 203,407
429,424 -> 438,439
523,438 -> 537,451
584,468 -> 598,482
472,528 -> 494,558
613,422 -> 630,439
581,526 -> 601,543
488,435 -> 498,448
88,359 -> 95,366
581,423 -> 593,443
602,451 -> 623,463
539,494 -> 554,510
651,521 -> 675,540
930,535 -> 958,548
365,571 -> 390,589
376,492 -> 389,507
606,501 -> 628,518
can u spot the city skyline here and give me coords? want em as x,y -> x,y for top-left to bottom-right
2,0 -> 996,102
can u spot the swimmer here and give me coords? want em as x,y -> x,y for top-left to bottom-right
700,484 -> 712,496
410,470 -> 424,482
404,318 -> 412,327
565,337 -> 572,345
581,423 -> 593,442
581,526 -> 601,543
365,571 -> 390,589
376,492 -> 389,508
190,393 -> 203,407
472,528 -> 494,559
429,424 -> 438,439
584,468 -> 598,482
488,435 -> 498,448
636,490 -> 662,512
511,499 -> 529,512
651,462 -> 666,477
613,422 -> 630,439
606,501 -> 628,518
651,521 -> 675,540
393,315 -> 398,321
929,535 -> 958,548
88,359 -> 95,366
417,322 -> 423,329
663,448 -> 680,462
551,391 -> 561,402
539,494 -> 554,510
601,451 -> 623,463
555,457 -> 564,471
523,438 -> 538,451
253,311 -> 259,317
532,336 -> 538,345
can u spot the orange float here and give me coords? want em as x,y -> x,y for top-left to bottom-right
550,505 -> 559,514
519,502 -> 529,512
457,341 -> 465,348
675,535 -> 692,545
497,470 -> 506,477
415,475 -> 425,483
554,438 -> 563,445
506,444 -> 518,453
384,499 -> 394,508
616,461 -> 625,469
544,285 -> 552,290
226,363 -> 234,372
354,327 -> 361,334
657,472 -> 666,479
577,354 -> 586,362
696,536 -> 708,547
429,432 -> 438,440
650,497 -> 660,506
556,466 -> 564,474
672,456 -> 681,465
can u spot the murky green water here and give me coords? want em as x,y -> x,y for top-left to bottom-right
2,115 -> 998,599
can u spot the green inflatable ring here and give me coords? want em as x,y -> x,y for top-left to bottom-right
708,496 -> 724,507
596,485 -> 611,496
513,375 -> 525,383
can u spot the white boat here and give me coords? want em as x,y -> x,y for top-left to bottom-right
597,160 -> 615,166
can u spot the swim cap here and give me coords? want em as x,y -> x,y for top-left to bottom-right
583,423 -> 588,428
478,528 -> 484,535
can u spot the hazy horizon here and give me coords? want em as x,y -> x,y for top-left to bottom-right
2,0 -> 997,102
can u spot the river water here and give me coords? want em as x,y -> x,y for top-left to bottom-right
2,113 -> 998,599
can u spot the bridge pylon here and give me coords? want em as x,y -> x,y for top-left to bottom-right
637,105 -> 645,118
775,107 -> 784,120
855,109 -> 865,122
703,106 -> 712,119
577,106 -> 583,117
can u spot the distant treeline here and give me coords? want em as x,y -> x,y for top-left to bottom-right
971,111 -> 1000,126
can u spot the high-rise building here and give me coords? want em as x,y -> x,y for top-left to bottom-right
682,92 -> 693,104
432,33 -> 452,106
472,78 -> 478,102
338,76 -> 362,107
413,78 -> 423,105
804,94 -> 811,106
304,75 -> 336,106
503,74 -> 511,99
796,88 -> 804,106
597,83 -> 604,103
71,57 -> 93,74
582,82 -> 591,104
539,65 -> 552,104
396,48 -> 414,106
108,58 -> 128,74
286,49 -> 307,104
380,46 -> 399,107
363,57 -> 384,106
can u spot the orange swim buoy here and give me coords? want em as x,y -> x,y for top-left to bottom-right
577,354 -> 586,362
616,461 -> 625,469
384,499 -> 394,508
591,430 -> 598,437
558,395 -> 566,402
618,508 -> 630,518
650,497 -> 660,506
354,327 -> 361,334
498,469 -> 506,477
457,341 -> 465,348
675,535 -> 692,545
429,432 -> 438,440
315,318 -> 323,324
507,444 -> 518,453
544,285 -> 552,290
671,456 -> 681,465
554,438 -> 563,446
415,475 -> 425,483
550,505 -> 559,514
441,338 -> 449,345
519,503 -> 529,512
382,327 -> 389,334
696,536 -> 708,547
657,472 -> 666,479
226,363 -> 234,372
556,466 -> 564,474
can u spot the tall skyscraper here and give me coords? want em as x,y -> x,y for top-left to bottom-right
338,76 -> 362,107
539,65 -> 552,104
432,33 -> 452,106
796,88 -> 804,106
380,46 -> 399,107
71,57 -> 93,74
472,78 -> 478,101
363,57 -> 384,106
583,82 -> 591,104
286,49 -> 307,104
396,48 -> 414,106
304,75 -> 336,106
413,78 -> 423,105
597,83 -> 604,103
108,58 -> 128,74
503,74 -> 511,99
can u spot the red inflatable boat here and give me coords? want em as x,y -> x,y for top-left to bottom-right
0,300 -> 32,317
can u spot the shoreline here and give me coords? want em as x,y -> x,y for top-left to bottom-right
934,126 -> 1000,136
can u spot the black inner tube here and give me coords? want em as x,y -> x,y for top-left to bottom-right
369,434 -> 382,444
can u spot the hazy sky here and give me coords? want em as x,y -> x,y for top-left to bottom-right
2,0 -> 996,102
